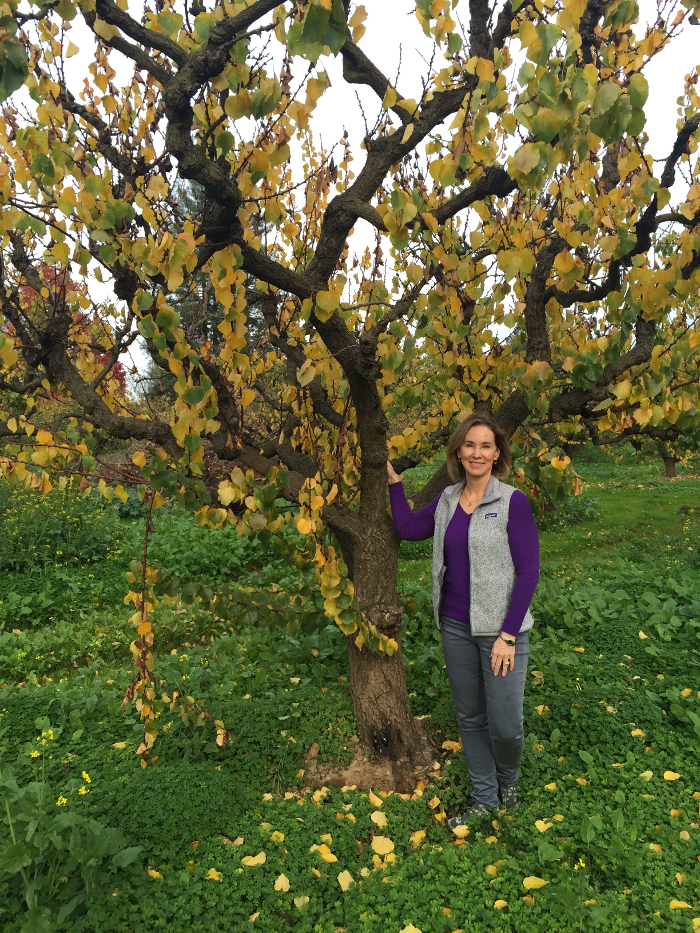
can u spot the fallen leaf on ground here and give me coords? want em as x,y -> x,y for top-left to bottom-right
535,820 -> 553,833
371,811 -> 387,827
337,870 -> 354,891
241,852 -> 266,867
274,874 -> 290,892
523,876 -> 549,890
205,868 -> 222,881
371,836 -> 394,855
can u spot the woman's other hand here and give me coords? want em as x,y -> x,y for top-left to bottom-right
387,460 -> 402,485
491,637 -> 515,677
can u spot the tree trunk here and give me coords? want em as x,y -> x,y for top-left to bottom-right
340,512 -> 436,786
663,455 -> 678,478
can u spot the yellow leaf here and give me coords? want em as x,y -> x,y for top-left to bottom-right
638,631 -> 648,639
147,867 -> 162,878
553,814 -> 564,822
494,900 -> 508,909
427,796 -> 440,810
649,843 -> 663,853
296,517 -> 313,535
670,901 -> 693,909
241,852 -> 266,867
397,98 -> 418,115
241,389 -> 256,407
680,830 -> 691,840
523,877 -> 549,890
399,925 -> 422,933
36,429 -> 52,445
371,836 -> 394,855
409,830 -> 425,847
314,843 -> 337,863
274,873 -> 290,892
535,820 -> 553,833
152,493 -> 165,509
112,742 -> 127,749
133,451 -> 147,467
382,87 -> 397,109
452,825 -> 469,838
640,771 -> 653,781
270,831 -> 285,843
671,810 -> 682,818
205,868 -> 223,881
573,646 -> 585,653
681,688 -> 692,697
676,873 -> 686,885
249,912 -> 259,922
337,869 -> 354,891
485,865 -> 498,876
114,484 -> 129,503
294,896 -> 309,912
371,811 -> 387,827
368,790 -> 383,808
66,41 -> 79,57
485,835 -> 498,844
545,782 -> 557,791
664,771 -> 681,781
401,124 -> 414,145
576,778 -> 589,786
631,729 -> 646,737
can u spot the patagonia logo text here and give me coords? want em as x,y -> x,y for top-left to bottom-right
485,512 -> 498,519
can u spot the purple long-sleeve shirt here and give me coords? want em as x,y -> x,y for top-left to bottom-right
389,481 -> 539,635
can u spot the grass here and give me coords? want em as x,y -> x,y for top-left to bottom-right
1,451 -> 700,931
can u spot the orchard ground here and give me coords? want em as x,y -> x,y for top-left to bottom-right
1,446 -> 700,932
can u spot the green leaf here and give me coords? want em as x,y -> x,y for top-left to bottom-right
592,82 -> 621,116
216,131 -> 235,156
448,31 -> 463,53
157,11 -> 183,35
112,845 -> 143,868
531,107 -> 562,143
99,244 -> 117,264
628,73 -> 649,108
0,841 -> 31,874
184,386 -> 206,406
301,4 -> 330,44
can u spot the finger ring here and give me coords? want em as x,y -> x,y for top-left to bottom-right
504,659 -> 510,667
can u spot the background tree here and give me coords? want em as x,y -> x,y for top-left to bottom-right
1,0 -> 700,780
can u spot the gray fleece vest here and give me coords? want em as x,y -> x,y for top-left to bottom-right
431,475 -> 534,636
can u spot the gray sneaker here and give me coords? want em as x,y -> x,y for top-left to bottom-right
499,784 -> 522,810
447,801 -> 495,830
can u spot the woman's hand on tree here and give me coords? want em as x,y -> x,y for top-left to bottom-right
386,460 -> 402,485
490,637 -> 515,677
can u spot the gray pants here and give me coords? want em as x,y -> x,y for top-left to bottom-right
441,616 -> 529,808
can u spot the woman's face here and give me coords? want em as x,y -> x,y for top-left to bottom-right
458,425 -> 499,480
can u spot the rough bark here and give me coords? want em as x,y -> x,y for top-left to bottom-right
663,455 -> 678,478
344,517 -> 435,782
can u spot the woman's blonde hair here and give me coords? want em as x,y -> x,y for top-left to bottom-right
446,412 -> 512,482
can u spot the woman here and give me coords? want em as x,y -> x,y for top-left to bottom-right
387,413 -> 539,827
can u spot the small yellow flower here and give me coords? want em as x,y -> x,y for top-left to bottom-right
82,771 -> 91,783
30,750 -> 40,758
78,786 -> 89,795
56,796 -> 67,807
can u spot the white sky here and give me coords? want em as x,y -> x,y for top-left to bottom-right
50,0 -> 700,377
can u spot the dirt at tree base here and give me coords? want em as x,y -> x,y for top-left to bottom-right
300,719 -> 439,794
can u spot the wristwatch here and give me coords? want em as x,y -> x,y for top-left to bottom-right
499,633 -> 516,647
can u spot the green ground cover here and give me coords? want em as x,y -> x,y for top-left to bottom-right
1,449 -> 700,932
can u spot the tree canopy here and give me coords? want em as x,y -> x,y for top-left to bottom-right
1,0 -> 700,772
